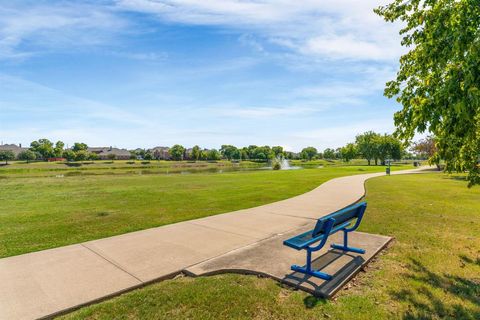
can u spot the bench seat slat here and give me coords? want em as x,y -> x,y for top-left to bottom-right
283,221 -> 351,250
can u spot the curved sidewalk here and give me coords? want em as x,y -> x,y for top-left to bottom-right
0,167 -> 429,319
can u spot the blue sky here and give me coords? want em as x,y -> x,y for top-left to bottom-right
0,0 -> 405,151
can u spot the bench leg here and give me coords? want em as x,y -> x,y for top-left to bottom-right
330,230 -> 365,254
290,249 -> 333,280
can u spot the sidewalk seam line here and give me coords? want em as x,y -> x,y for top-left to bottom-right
186,221 -> 261,239
182,233 -> 279,271
263,211 -> 317,220
184,222 -> 316,273
81,244 -> 144,283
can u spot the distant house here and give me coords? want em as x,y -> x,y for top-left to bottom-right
88,147 -> 131,160
150,146 -> 171,160
0,144 -> 28,158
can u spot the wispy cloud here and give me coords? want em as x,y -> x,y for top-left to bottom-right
115,0 -> 404,62
0,2 -> 126,59
0,74 -> 147,125
0,1 -> 403,62
219,106 -> 317,118
292,118 -> 396,149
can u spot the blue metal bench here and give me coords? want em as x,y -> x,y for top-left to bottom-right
283,202 -> 367,280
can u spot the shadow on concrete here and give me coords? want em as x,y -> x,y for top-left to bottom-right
390,258 -> 480,319
282,250 -> 365,298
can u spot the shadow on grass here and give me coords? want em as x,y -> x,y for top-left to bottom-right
390,258 -> 480,319
443,174 -> 468,182
460,254 -> 480,267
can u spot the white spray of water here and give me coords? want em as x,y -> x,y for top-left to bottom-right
271,156 -> 300,170
281,158 -> 291,169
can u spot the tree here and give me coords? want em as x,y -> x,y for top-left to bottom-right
240,148 -> 249,160
63,150 -> 76,162
53,141 -> 65,158
272,146 -> 284,158
340,143 -> 357,163
356,131 -> 380,165
334,148 -> 342,160
0,150 -> 15,164
377,134 -> 403,165
17,150 -> 36,163
191,145 -> 201,161
285,151 -> 294,160
170,144 -> 185,161
412,136 -> 437,160
207,149 -> 221,161
133,149 -> 146,159
300,147 -> 318,161
88,153 -> 99,161
262,146 -> 274,160
144,152 -> 153,161
107,153 -> 117,161
72,143 -> 88,152
249,146 -> 273,162
323,148 -> 335,160
375,1 -> 480,186
412,136 -> 441,170
30,139 -> 54,160
247,145 -> 258,159
200,150 -> 208,161
220,145 -> 240,160
75,150 -> 89,161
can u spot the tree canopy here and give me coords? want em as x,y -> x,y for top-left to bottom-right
300,147 -> 318,161
375,0 -> 480,186
18,150 -> 36,163
323,148 -> 335,160
356,131 -> 380,165
0,150 -> 15,164
340,143 -> 357,163
170,144 -> 185,161
220,145 -> 240,160
191,145 -> 201,161
30,139 -> 54,160
72,143 -> 88,152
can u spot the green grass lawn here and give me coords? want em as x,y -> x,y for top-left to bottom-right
0,164 -> 409,258
59,173 -> 480,320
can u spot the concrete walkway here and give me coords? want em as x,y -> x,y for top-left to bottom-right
0,168 -> 428,319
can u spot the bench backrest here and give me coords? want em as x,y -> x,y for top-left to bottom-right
312,202 -> 367,236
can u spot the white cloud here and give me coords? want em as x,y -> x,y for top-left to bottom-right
292,118 -> 396,150
0,2 -> 126,59
220,106 -> 317,118
0,1 -> 404,62
301,35 -> 398,61
0,74 -> 147,126
115,0 -> 404,61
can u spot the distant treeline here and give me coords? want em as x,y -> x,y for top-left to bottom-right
0,132 -> 431,165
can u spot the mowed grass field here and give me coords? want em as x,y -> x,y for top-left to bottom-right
60,173 -> 480,320
0,162 -> 409,257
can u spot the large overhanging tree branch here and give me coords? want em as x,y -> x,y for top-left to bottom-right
375,0 -> 480,186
